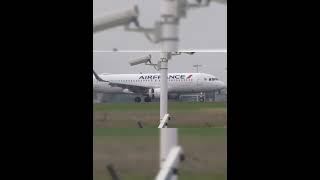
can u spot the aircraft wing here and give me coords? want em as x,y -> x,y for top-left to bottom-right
93,69 -> 152,94
108,81 -> 152,94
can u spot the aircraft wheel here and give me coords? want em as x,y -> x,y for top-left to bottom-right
144,97 -> 152,102
134,97 -> 141,103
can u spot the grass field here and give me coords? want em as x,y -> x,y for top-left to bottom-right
93,102 -> 227,128
93,128 -> 227,180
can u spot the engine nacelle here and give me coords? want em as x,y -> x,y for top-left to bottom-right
122,89 -> 133,94
148,88 -> 161,99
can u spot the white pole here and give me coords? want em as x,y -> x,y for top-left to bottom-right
159,52 -> 169,119
159,0 -> 179,120
159,1 -> 180,180
160,129 -> 178,179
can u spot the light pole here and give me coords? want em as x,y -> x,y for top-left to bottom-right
158,1 -> 181,180
193,64 -> 202,73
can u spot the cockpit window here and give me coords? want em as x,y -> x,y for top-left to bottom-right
209,78 -> 218,81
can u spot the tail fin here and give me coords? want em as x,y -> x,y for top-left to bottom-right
93,69 -> 109,82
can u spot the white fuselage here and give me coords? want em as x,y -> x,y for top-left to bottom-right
93,73 -> 226,96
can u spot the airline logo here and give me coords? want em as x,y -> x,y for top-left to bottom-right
138,74 -> 193,80
186,75 -> 193,79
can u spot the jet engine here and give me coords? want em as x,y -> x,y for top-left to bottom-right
122,89 -> 133,94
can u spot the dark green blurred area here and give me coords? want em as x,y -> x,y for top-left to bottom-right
93,102 -> 227,112
93,128 -> 227,180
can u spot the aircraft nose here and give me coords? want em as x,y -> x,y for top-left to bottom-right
218,81 -> 226,89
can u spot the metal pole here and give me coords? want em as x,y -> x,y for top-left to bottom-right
106,164 -> 121,180
160,129 -> 178,179
159,0 -> 179,121
159,0 -> 179,180
193,64 -> 202,73
159,52 -> 169,120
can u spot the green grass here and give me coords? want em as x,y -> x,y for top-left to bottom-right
93,128 -> 226,180
178,171 -> 226,180
93,101 -> 227,128
93,102 -> 227,112
93,128 -> 226,144
93,127 -> 226,137
94,172 -> 226,180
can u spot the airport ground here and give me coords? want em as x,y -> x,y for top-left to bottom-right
93,102 -> 227,128
93,128 -> 227,180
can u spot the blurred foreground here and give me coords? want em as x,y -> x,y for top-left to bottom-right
93,128 -> 227,180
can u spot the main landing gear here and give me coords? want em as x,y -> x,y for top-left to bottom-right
134,97 -> 152,103
144,97 -> 152,102
134,97 -> 141,103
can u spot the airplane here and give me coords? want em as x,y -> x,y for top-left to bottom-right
93,70 -> 226,103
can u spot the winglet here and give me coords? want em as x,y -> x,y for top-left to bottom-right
93,69 -> 109,82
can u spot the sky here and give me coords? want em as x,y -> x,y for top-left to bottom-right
93,0 -> 227,83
